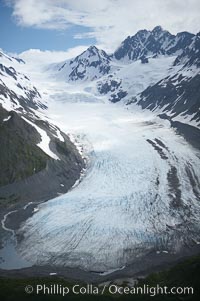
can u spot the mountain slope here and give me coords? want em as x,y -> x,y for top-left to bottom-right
130,32 -> 200,126
0,51 -> 45,113
0,50 -> 85,206
97,56 -> 175,103
113,26 -> 194,61
0,106 -> 47,186
174,32 -> 200,68
53,46 -> 112,82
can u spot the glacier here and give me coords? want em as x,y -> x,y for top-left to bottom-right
16,89 -> 200,271
1,28 -> 200,273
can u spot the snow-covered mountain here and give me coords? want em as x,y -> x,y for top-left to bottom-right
113,26 -> 194,61
0,50 -> 46,113
173,32 -> 200,68
49,26 -> 200,126
52,45 -> 112,82
131,32 -> 200,126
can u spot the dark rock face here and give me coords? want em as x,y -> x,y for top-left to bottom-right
174,32 -> 200,68
114,26 -> 194,61
141,56 -> 149,64
0,64 -> 18,80
97,77 -> 127,102
134,73 -> 200,124
110,90 -> 128,103
114,30 -> 150,61
167,31 -> 194,55
97,78 -> 121,94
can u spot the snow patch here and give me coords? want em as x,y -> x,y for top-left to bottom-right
22,117 -> 60,160
3,116 -> 11,122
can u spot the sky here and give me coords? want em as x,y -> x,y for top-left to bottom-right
1,0 -> 200,63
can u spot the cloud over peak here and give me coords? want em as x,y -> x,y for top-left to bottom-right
6,0 -> 200,51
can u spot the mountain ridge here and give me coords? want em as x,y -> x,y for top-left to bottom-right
113,26 -> 195,61
48,25 -> 200,126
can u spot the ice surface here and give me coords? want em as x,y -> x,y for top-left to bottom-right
6,54 -> 197,272
17,83 -> 200,271
104,56 -> 176,101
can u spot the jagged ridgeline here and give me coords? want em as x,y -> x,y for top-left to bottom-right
50,26 -> 200,126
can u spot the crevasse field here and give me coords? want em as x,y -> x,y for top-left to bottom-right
15,66 -> 200,272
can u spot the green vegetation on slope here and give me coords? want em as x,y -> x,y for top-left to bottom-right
0,107 -> 48,186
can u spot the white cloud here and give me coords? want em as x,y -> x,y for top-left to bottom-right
6,0 -> 200,51
19,46 -> 88,65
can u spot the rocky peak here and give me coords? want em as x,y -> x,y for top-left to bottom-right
174,31 -> 200,67
114,26 -> 195,61
152,26 -> 164,37
66,46 -> 111,81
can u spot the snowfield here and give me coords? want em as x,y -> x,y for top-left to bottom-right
16,79 -> 200,271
